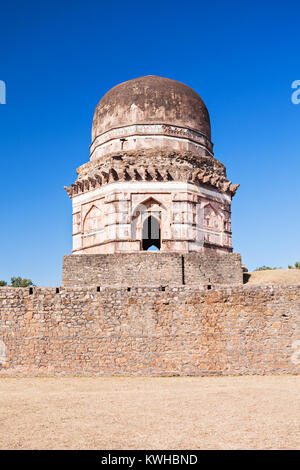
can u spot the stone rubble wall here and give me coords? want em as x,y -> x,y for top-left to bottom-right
62,252 -> 243,287
0,283 -> 299,376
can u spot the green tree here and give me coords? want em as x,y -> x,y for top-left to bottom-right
288,262 -> 300,269
0,280 -> 7,286
10,276 -> 33,287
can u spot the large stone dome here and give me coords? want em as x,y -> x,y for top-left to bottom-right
90,76 -> 213,159
92,75 -> 211,139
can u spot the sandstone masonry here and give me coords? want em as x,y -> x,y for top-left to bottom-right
0,283 -> 299,376
62,252 -> 243,287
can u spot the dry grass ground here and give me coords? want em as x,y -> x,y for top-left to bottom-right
245,269 -> 300,284
0,376 -> 299,450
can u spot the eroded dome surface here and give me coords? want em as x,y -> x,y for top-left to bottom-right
90,76 -> 213,159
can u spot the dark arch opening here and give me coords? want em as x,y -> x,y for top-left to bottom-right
142,215 -> 161,251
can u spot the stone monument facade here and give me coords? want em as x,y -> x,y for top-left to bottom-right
64,76 -> 242,286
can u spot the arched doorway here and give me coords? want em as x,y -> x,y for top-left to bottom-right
142,215 -> 161,251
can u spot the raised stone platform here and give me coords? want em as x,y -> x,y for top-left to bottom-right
62,252 -> 243,287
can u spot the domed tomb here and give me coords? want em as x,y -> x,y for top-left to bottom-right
64,76 -> 240,259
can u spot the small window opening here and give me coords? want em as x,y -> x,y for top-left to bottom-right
142,215 -> 161,251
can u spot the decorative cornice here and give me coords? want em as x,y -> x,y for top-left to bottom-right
64,165 -> 239,199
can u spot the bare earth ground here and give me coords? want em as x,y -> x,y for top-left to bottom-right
246,269 -> 300,284
0,376 -> 299,450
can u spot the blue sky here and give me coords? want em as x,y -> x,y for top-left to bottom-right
0,0 -> 299,285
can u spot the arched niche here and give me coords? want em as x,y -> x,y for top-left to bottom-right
83,205 -> 102,234
131,196 -> 167,247
203,203 -> 222,231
